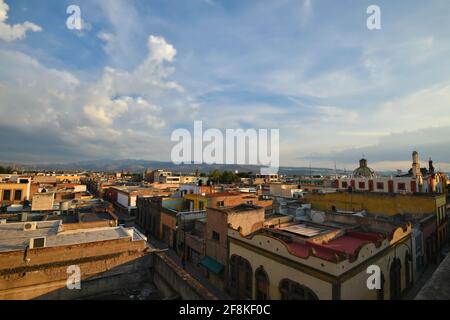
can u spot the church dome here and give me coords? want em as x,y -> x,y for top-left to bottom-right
353,158 -> 376,178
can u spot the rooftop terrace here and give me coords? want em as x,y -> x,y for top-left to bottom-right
0,221 -> 146,253
236,212 -> 410,263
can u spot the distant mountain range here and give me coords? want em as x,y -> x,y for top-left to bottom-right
0,159 -> 355,176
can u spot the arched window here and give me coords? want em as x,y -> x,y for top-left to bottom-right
255,267 -> 270,300
389,258 -> 402,300
229,255 -> 253,299
279,279 -> 318,300
404,252 -> 411,290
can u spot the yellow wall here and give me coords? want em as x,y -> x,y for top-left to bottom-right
229,241 -> 333,300
0,183 -> 29,205
340,237 -> 412,300
228,224 -> 413,300
305,192 -> 445,217
184,194 -> 206,210
56,175 -> 80,183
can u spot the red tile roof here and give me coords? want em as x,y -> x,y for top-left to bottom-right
286,231 -> 384,262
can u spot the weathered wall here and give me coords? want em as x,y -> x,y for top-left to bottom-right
228,207 -> 265,236
160,210 -> 177,246
0,240 -> 152,300
0,237 -> 217,300
205,208 -> 228,265
31,193 -> 55,211
152,252 -> 217,300
17,255 -> 152,300
62,219 -> 117,231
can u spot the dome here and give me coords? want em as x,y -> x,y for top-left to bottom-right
353,158 -> 376,178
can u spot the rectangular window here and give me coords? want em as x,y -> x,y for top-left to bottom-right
2,190 -> 11,201
358,182 -> 365,189
199,201 -> 204,210
377,182 -> 384,190
398,183 -> 406,191
217,201 -> 224,207
246,200 -> 253,205
14,190 -> 22,201
212,231 -> 220,241
341,181 -> 348,188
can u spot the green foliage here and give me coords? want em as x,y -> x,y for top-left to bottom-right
0,166 -> 13,174
209,169 -> 221,183
220,171 -> 239,184
208,170 -> 240,184
236,172 -> 251,178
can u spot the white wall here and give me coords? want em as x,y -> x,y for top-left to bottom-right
73,185 -> 87,192
338,177 -> 420,193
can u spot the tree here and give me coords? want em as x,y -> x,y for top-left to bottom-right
0,166 -> 13,174
209,169 -> 221,183
236,172 -> 250,178
220,171 -> 239,184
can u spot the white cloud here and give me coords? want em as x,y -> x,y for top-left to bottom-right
314,106 -> 359,123
0,0 -> 42,42
0,33 -> 190,161
374,81 -> 450,133
294,81 -> 450,169
78,34 -> 184,131
97,30 -> 113,42
146,114 -> 166,129
83,97 -> 129,127
148,35 -> 176,63
97,30 -> 115,54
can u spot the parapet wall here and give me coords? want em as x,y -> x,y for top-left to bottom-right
0,239 -> 152,299
152,252 -> 217,300
0,241 -> 217,300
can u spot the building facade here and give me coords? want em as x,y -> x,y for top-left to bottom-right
228,213 -> 413,300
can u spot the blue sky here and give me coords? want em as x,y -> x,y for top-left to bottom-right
1,0 -> 450,171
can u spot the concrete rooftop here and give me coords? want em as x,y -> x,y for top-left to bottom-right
0,221 -> 145,253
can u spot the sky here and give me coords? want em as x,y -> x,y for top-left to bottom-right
0,0 -> 450,171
